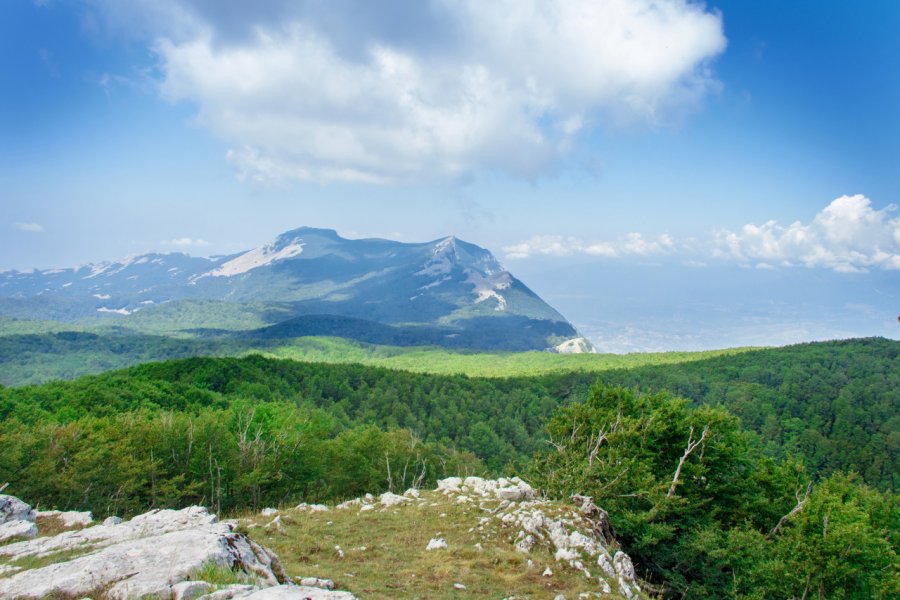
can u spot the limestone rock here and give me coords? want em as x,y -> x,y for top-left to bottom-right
298,577 -> 335,589
172,580 -> 213,600
379,492 -> 409,507
36,509 -> 94,528
237,586 -> 356,599
0,497 -> 356,600
433,477 -> 642,597
613,551 -> 641,599
0,495 -> 35,524
0,495 -> 38,543
426,537 -> 448,550
0,519 -> 37,543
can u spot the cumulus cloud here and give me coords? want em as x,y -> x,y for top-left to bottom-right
162,237 -> 210,246
14,222 -> 45,232
91,0 -> 726,183
505,196 -> 900,273
713,195 -> 900,273
504,232 -> 676,259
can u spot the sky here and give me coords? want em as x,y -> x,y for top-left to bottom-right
1,0 -> 898,350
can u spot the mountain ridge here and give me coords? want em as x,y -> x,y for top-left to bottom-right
0,228 -> 592,352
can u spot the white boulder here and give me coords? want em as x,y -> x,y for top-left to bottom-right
0,498 -> 360,600
238,586 -> 356,599
0,494 -> 35,524
0,494 -> 37,543
298,577 -> 335,589
426,537 -> 448,550
0,519 -> 37,543
379,492 -> 409,507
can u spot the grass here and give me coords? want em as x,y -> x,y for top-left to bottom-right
186,560 -> 255,587
0,546 -> 98,579
34,514 -> 88,538
260,335 -> 762,378
237,489 -> 631,599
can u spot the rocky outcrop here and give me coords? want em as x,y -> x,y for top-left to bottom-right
434,476 -> 643,598
0,496 -> 356,600
0,495 -> 37,544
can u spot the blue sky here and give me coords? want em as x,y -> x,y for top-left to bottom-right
2,0 -> 898,348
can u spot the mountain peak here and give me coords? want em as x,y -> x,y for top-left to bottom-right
277,226 -> 341,239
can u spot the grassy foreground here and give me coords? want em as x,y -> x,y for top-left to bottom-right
238,488 -> 630,599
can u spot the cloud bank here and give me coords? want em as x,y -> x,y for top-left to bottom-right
161,237 -> 210,247
713,195 -> 900,272
504,232 -> 675,259
90,0 -> 726,183
505,195 -> 900,273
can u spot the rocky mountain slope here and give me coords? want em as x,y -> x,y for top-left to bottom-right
0,477 -> 641,599
0,228 -> 591,352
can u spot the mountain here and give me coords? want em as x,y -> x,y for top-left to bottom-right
0,228 -> 591,352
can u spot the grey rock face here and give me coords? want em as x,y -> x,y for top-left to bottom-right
0,494 -> 37,543
0,497 -> 357,600
0,495 -> 35,525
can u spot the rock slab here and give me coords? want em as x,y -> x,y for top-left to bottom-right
0,496 -> 357,600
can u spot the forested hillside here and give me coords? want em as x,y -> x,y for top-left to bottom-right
1,338 -> 896,494
597,337 -> 899,490
1,338 -> 897,597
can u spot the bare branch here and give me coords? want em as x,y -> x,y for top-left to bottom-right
569,417 -> 581,443
768,482 -> 812,538
545,436 -> 565,453
667,424 -> 710,498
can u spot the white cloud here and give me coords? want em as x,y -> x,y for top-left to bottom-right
137,0 -> 725,183
504,232 -> 675,259
14,222 -> 45,233
713,195 -> 900,272
506,196 -> 900,273
162,237 -> 210,247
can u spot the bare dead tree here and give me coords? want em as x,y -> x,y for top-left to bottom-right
385,453 -> 393,492
587,413 -> 621,467
667,424 -> 709,498
412,455 -> 428,490
569,417 -> 582,443
768,482 -> 812,539
800,573 -> 812,600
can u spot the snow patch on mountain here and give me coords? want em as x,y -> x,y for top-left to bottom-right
202,238 -> 306,278
97,307 -> 131,316
93,293 -> 111,300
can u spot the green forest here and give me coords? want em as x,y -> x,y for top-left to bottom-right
0,324 -> 753,387
0,337 -> 897,597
